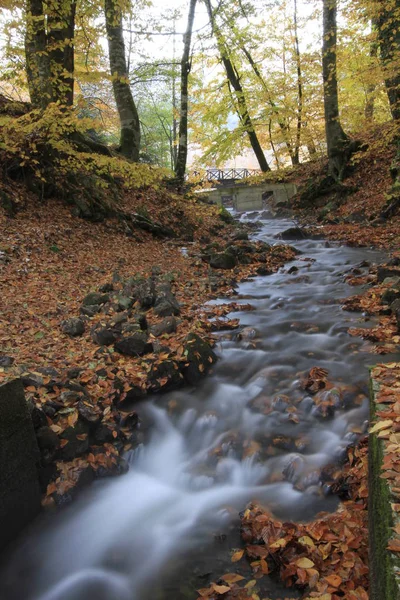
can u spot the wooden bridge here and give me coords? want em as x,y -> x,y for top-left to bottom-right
192,168 -> 262,184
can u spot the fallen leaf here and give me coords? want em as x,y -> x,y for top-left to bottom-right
231,549 -> 244,562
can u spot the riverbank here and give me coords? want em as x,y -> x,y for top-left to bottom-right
1,204 -> 395,600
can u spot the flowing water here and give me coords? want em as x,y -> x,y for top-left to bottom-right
1,213 -> 393,600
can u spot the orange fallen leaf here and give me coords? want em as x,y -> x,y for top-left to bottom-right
325,574 -> 342,588
231,549 -> 244,562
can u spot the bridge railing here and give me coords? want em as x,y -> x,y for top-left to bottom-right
191,168 -> 262,182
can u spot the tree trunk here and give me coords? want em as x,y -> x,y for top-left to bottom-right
105,0 -> 140,161
24,0 -> 52,108
293,0 -> 303,165
47,0 -> 77,106
376,0 -> 400,121
364,18 -> 379,122
205,0 -> 270,172
175,0 -> 197,184
376,0 -> 400,216
322,0 -> 349,181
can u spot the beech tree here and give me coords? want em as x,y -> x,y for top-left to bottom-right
322,0 -> 349,181
204,0 -> 270,172
105,0 -> 141,161
25,0 -> 76,107
375,0 -> 400,122
175,0 -> 197,183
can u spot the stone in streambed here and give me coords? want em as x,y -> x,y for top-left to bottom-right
391,298 -> 400,331
181,333 -> 217,385
377,266 -> 400,283
148,359 -> 184,393
58,420 -> 90,460
382,285 -> 400,305
276,226 -> 307,240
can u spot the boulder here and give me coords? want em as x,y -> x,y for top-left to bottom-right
276,226 -> 307,240
91,422 -> 118,445
21,372 -> 44,388
82,292 -> 110,306
233,230 -> 249,241
0,356 -> 14,367
121,322 -> 141,335
154,291 -> 180,317
210,252 -> 237,270
114,294 -> 134,312
377,266 -> 400,283
134,279 -> 156,309
61,317 -> 85,337
30,405 -> 48,430
80,304 -> 101,317
382,285 -> 400,305
91,325 -> 119,346
150,316 -> 177,337
99,283 -> 114,293
36,426 -> 60,464
58,421 -> 90,460
59,390 -> 86,405
391,299 -> 400,331
148,359 -> 184,392
181,333 -> 217,385
114,332 -> 153,356
114,382 -> 147,406
77,400 -> 102,427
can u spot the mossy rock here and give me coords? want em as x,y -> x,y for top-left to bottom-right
369,373 -> 400,600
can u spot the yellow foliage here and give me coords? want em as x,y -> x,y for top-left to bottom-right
0,103 -> 168,195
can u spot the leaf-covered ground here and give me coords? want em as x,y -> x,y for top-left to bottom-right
0,179 -> 297,506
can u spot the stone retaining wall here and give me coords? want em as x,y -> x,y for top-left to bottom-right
369,372 -> 400,600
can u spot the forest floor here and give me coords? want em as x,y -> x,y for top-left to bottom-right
0,124 -> 399,599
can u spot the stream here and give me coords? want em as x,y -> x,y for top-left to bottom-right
1,213 -> 392,600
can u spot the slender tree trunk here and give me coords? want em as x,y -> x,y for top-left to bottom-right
175,0 -> 197,183
305,132 -> 317,158
376,0 -> 400,217
268,118 -> 281,168
293,0 -> 303,165
24,0 -> 52,108
171,16 -> 178,172
240,44 -> 295,165
105,0 -> 140,161
47,0 -> 77,106
205,0 -> 270,172
376,0 -> 400,122
322,0 -> 349,181
364,18 -> 379,122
